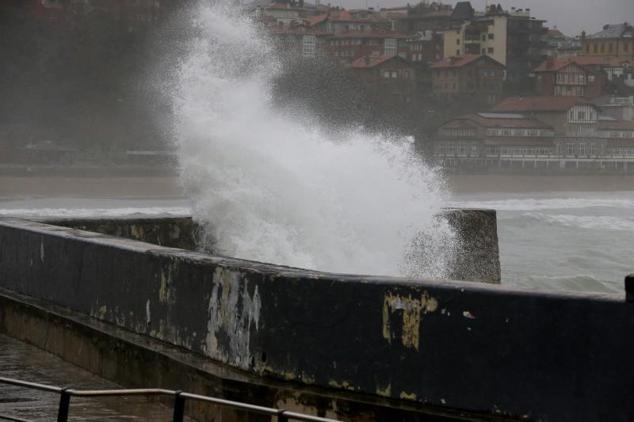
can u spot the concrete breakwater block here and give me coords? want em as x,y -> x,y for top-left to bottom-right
42,208 -> 501,284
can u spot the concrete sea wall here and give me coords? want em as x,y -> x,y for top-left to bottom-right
0,216 -> 632,421
41,209 -> 501,284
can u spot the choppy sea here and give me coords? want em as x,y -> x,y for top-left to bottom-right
2,176 -> 633,295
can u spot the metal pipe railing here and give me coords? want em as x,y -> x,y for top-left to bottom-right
0,377 -> 341,422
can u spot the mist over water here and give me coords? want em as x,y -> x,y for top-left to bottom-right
170,1 -> 456,277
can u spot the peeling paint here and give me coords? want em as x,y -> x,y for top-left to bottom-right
328,380 -> 357,391
204,267 -> 261,370
399,391 -> 417,400
158,266 -> 172,304
145,299 -> 151,325
376,384 -> 392,397
382,291 -> 438,350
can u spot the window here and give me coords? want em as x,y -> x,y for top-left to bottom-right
593,44 -> 598,53
482,48 -> 486,54
384,38 -> 397,56
588,74 -> 595,82
457,39 -> 460,45
488,33 -> 494,40
456,49 -> 460,56
383,71 -> 390,79
482,34 -> 486,41
577,111 -> 586,120
608,43 -> 613,53
600,43 -> 605,53
487,47 -> 494,54
302,35 -> 317,58
391,71 -> 398,78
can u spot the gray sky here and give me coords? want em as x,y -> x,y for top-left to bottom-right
332,0 -> 634,36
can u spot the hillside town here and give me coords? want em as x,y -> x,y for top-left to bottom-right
0,0 -> 633,173
254,0 -> 634,172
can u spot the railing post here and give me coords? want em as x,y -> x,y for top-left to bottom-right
57,388 -> 71,422
173,391 -> 186,422
626,275 -> 634,303
277,409 -> 289,422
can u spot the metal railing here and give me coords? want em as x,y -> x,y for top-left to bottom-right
0,377 -> 341,422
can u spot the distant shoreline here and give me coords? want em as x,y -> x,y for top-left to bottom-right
446,173 -> 634,193
2,166 -> 634,199
0,164 -> 178,178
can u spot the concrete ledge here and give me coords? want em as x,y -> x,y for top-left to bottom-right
39,209 -> 501,284
0,217 -> 632,421
39,216 -> 198,250
0,288 -> 511,421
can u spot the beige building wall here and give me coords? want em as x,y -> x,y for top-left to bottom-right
483,16 -> 507,66
442,17 -> 507,65
583,38 -> 634,58
443,27 -> 464,58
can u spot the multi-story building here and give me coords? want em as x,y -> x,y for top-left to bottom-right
582,23 -> 634,58
431,54 -> 505,104
533,59 -> 604,98
406,30 -> 444,64
395,1 -> 457,34
306,9 -> 390,34
542,28 -> 582,58
593,96 -> 634,121
434,112 -> 555,158
492,96 -> 634,156
324,31 -> 408,63
350,55 -> 416,104
268,27 -> 330,59
434,95 -> 634,171
443,5 -> 546,89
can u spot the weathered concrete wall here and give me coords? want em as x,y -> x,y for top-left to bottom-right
443,209 -> 500,283
42,216 -> 198,251
0,289 -> 507,421
41,209 -> 501,284
0,218 -> 632,421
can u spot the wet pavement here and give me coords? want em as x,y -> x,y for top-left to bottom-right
0,334 -> 177,421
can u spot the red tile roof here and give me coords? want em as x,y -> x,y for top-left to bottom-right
534,59 -> 587,72
350,54 -> 406,68
534,56 -> 633,72
331,10 -> 353,21
442,114 -> 552,129
431,54 -> 503,69
483,138 -> 553,146
546,28 -> 564,37
597,120 -> 634,130
306,14 -> 328,26
328,30 -> 407,39
493,96 -> 593,112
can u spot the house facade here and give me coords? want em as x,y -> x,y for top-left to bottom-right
431,54 -> 505,104
350,55 -> 416,104
533,60 -> 604,98
324,31 -> 408,63
434,96 -> 634,171
582,23 -> 634,58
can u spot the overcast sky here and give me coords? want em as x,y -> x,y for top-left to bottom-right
332,0 -> 633,36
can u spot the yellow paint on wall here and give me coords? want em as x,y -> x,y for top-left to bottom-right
382,291 -> 438,350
